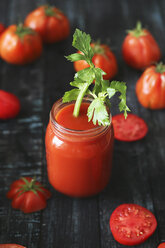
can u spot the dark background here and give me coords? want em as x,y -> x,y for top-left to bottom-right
0,0 -> 165,247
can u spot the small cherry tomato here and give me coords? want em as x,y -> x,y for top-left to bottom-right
0,23 -> 5,35
0,24 -> 42,65
0,90 -> 20,119
7,177 -> 51,213
74,42 -> 118,80
136,62 -> 165,109
158,243 -> 165,248
0,245 -> 25,248
24,5 -> 70,43
110,203 -> 157,246
112,113 -> 148,142
122,22 -> 161,70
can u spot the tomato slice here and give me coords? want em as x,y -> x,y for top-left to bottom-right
110,204 -> 157,246
112,113 -> 148,141
158,243 -> 165,248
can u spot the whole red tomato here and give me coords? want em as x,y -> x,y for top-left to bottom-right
24,5 -> 70,43
158,243 -> 165,248
136,63 -> 165,109
0,24 -> 42,65
0,23 -> 5,35
7,177 -> 51,213
0,90 -> 20,119
74,43 -> 118,80
122,22 -> 161,69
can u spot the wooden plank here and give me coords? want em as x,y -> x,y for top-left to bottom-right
143,1 -> 165,243
0,0 -> 165,247
126,0 -> 165,245
0,0 -> 46,247
96,0 -> 163,247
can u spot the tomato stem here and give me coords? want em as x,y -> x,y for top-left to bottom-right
155,62 -> 165,73
44,5 -> 55,16
127,21 -> 146,38
19,177 -> 44,194
44,5 -> 62,18
15,23 -> 35,38
136,21 -> 142,33
92,42 -> 105,54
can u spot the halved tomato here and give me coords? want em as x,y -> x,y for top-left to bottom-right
110,203 -> 157,246
112,113 -> 148,141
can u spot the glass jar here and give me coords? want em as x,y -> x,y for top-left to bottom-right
45,98 -> 114,197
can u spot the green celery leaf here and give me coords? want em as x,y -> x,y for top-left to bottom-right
119,95 -> 130,118
65,53 -> 85,62
98,92 -> 107,98
101,80 -> 110,92
107,88 -> 116,98
95,67 -> 106,77
108,81 -> 130,118
63,89 -> 80,103
93,68 -> 106,93
105,98 -> 111,109
72,29 -> 94,62
95,68 -> 102,86
87,98 -> 110,126
70,77 -> 85,88
75,67 -> 95,82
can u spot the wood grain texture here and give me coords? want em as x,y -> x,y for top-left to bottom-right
0,0 -> 165,247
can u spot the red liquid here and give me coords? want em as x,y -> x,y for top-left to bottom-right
55,102 -> 97,130
45,100 -> 114,197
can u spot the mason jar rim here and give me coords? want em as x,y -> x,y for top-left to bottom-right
50,97 -> 112,138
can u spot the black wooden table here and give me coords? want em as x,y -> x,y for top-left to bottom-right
0,0 -> 165,247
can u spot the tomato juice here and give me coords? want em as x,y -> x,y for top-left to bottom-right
55,102 -> 97,130
45,98 -> 114,197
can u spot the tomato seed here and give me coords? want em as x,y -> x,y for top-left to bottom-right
134,209 -> 139,215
